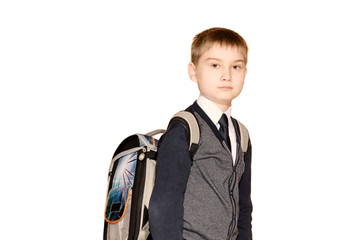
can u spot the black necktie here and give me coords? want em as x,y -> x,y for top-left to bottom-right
218,114 -> 231,151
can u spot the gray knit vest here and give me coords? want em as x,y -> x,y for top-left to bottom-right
183,111 -> 245,240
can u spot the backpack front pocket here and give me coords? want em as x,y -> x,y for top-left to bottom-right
105,151 -> 138,223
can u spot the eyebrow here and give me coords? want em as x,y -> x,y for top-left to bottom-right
205,57 -> 245,63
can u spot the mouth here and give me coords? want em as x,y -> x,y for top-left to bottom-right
218,86 -> 233,90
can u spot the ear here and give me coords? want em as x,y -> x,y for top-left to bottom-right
188,62 -> 197,82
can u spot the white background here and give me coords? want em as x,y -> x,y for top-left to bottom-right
1,0 -> 361,239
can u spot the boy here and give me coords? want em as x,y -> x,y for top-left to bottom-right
149,27 -> 252,240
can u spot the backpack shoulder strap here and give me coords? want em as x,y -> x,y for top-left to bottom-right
235,119 -> 249,153
169,111 -> 200,158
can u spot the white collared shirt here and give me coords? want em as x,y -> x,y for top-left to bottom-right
196,95 -> 237,164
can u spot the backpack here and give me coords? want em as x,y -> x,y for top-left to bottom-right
103,111 -> 249,240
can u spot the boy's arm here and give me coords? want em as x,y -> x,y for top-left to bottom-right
149,120 -> 192,240
237,140 -> 253,240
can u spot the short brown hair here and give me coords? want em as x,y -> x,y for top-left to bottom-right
191,27 -> 248,66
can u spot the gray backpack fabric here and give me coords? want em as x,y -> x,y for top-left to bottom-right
103,111 -> 249,240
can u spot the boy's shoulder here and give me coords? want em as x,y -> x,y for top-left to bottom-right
158,102 -> 196,148
161,102 -> 200,156
165,101 -> 197,133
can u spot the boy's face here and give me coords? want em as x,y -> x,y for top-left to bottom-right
188,44 -> 247,112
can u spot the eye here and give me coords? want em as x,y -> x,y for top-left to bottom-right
233,65 -> 241,70
211,64 -> 219,69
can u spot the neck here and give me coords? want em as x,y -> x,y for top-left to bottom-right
213,101 -> 231,113
198,95 -> 232,113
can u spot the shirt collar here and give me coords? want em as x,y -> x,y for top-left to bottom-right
196,95 -> 232,126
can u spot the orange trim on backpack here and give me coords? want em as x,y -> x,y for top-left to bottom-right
104,189 -> 132,224
152,137 -> 156,146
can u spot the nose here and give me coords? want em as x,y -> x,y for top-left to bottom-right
222,68 -> 231,81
